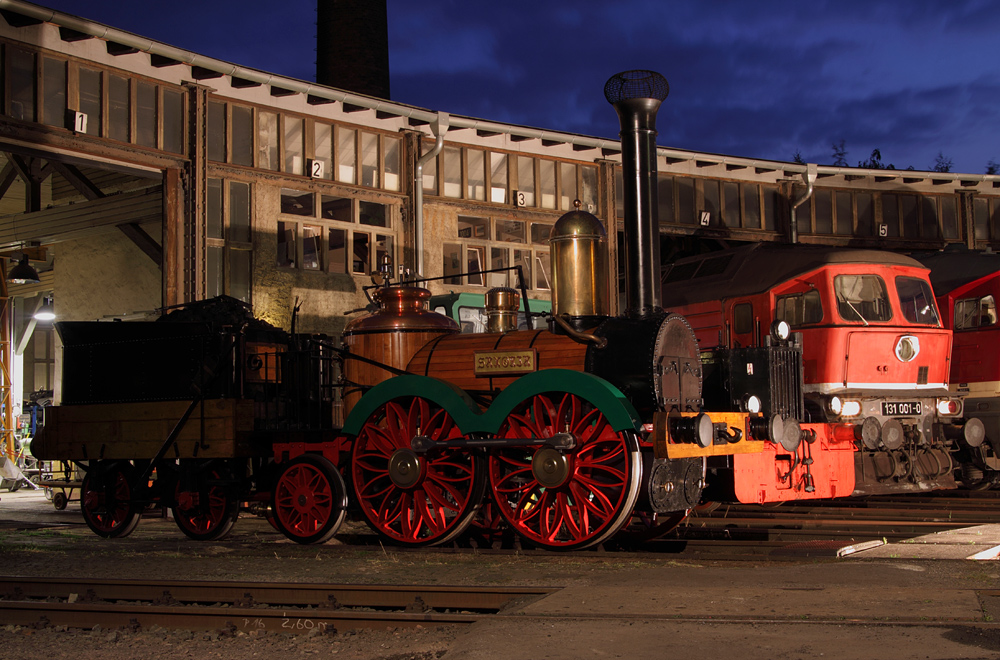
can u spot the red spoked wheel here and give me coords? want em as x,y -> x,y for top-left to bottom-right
351,397 -> 486,546
271,454 -> 347,545
81,461 -> 141,539
172,462 -> 240,541
488,392 -> 642,551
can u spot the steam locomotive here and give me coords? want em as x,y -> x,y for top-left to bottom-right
30,70 -> 974,551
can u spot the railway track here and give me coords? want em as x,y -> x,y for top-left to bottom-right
0,577 -> 558,634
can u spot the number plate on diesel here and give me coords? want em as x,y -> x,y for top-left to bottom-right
882,401 -> 921,416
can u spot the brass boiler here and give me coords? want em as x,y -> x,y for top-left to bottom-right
341,285 -> 459,418
485,287 -> 520,333
549,202 -> 609,324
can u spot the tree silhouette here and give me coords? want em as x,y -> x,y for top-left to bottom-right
987,159 -> 999,175
792,150 -> 805,164
858,149 -> 894,170
831,140 -> 848,167
932,152 -> 953,173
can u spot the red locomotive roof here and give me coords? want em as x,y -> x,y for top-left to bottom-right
913,246 -> 1000,296
661,242 -> 927,306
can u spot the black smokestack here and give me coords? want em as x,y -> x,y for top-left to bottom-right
316,0 -> 391,99
604,70 -> 669,319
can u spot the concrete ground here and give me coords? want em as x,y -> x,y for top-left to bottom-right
2,486 -> 1000,659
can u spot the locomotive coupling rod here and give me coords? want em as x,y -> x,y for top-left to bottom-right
411,432 -> 575,454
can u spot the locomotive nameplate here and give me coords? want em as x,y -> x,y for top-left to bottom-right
474,349 -> 537,376
651,411 -> 765,459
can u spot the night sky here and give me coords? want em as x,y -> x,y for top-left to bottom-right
30,0 -> 1000,175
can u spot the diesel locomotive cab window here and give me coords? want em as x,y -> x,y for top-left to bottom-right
895,276 -> 940,325
955,295 -> 998,330
834,275 -> 892,323
776,290 -> 823,327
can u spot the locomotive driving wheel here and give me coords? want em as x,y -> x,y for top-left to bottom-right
351,396 -> 486,546
172,461 -> 240,542
271,454 -> 347,545
488,392 -> 642,551
80,460 -> 141,539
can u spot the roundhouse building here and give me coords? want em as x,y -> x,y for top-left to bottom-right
0,0 -> 996,449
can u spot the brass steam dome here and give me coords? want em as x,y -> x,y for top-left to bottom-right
549,201 -> 609,320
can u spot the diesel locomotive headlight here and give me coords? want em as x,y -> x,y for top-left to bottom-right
743,394 -> 762,414
770,319 -> 790,341
894,335 -> 920,362
841,400 -> 862,417
828,396 -> 843,415
936,398 -> 962,416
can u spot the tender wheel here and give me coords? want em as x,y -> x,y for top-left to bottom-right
351,396 -> 486,546
172,462 -> 240,541
52,491 -> 68,511
488,392 -> 642,551
271,454 -> 347,545
81,461 -> 141,539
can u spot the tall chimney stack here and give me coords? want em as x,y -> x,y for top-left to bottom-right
604,70 -> 669,319
316,0 -> 391,99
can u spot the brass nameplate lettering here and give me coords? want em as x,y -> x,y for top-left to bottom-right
474,349 -> 537,376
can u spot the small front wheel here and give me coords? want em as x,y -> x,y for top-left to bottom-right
271,454 -> 347,545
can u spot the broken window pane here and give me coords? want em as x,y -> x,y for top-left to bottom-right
353,232 -> 371,274
490,152 -> 507,204
443,146 -> 461,198
539,160 -> 556,209
314,122 -> 333,180
443,243 -> 462,285
284,116 -> 304,175
383,136 -> 400,191
258,111 -> 278,170
277,221 -> 296,267
303,225 -> 321,270
360,131 -> 378,187
560,162 -> 576,210
517,157 -> 535,206
422,141 -> 437,192
467,149 -> 485,201
337,126 -> 356,183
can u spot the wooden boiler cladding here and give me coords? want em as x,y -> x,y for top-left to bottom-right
406,330 -> 588,396
341,286 -> 460,416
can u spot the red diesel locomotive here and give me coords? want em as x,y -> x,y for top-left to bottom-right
661,243 -> 984,494
916,247 -> 1000,488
